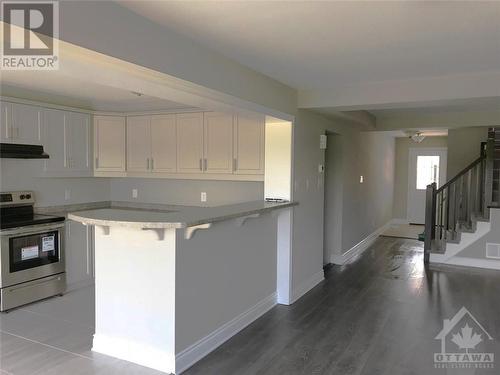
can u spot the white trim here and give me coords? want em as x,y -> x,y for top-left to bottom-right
92,334 -> 175,374
330,221 -> 392,265
429,256 -> 500,271
175,292 -> 277,374
289,269 -> 324,305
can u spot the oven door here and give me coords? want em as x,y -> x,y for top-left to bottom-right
0,222 -> 65,288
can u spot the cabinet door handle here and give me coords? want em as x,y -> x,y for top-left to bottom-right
204,158 -> 207,171
95,157 -> 99,169
146,158 -> 150,170
151,158 -> 154,170
199,158 -> 203,171
233,158 -> 238,172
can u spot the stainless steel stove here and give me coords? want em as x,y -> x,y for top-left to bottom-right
0,191 -> 66,311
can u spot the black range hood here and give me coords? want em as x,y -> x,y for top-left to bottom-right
0,143 -> 50,159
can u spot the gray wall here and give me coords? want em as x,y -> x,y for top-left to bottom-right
109,178 -> 263,206
324,134 -> 343,263
340,131 -> 395,252
392,136 -> 448,220
324,131 -> 396,260
0,159 -> 109,207
447,126 -> 489,178
294,110 -> 396,276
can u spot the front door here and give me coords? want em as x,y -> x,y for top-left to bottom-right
407,147 -> 447,224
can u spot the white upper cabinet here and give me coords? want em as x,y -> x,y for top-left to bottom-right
0,102 -> 13,143
203,112 -> 234,174
94,115 -> 126,172
234,114 -> 265,175
126,116 -> 151,172
151,114 -> 177,173
42,108 -> 66,172
42,109 -> 91,176
0,102 -> 42,144
176,112 -> 204,174
66,112 -> 91,173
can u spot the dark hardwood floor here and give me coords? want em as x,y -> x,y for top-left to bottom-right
184,237 -> 500,375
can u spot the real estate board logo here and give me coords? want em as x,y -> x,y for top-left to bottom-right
434,307 -> 494,370
1,1 -> 59,70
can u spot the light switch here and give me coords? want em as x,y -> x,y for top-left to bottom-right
360,176 -> 364,184
320,134 -> 327,149
132,189 -> 138,198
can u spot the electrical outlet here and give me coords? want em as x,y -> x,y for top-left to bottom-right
132,189 -> 138,199
201,192 -> 207,202
64,189 -> 71,201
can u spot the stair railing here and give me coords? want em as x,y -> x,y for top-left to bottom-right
424,140 -> 494,263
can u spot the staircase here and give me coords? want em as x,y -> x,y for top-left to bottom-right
423,127 -> 500,263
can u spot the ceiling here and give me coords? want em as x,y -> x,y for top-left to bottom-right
120,1 -> 500,91
0,70 -> 195,112
367,97 -> 500,118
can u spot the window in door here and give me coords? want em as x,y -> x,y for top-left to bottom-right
416,155 -> 440,190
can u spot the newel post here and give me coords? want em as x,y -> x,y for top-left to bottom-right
424,182 -> 437,264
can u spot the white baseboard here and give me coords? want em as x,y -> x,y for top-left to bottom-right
176,292 -> 277,374
93,334 -> 175,374
289,269 -> 324,305
430,256 -> 500,271
330,221 -> 392,265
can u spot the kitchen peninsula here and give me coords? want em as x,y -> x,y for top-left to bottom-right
68,200 -> 296,374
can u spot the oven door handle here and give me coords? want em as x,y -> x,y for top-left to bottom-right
0,222 -> 65,237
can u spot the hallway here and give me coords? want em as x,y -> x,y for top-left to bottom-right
186,237 -> 500,374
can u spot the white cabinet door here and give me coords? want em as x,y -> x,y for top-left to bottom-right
65,220 -> 93,288
151,114 -> 177,173
11,103 -> 42,144
234,114 -> 265,175
67,112 -> 91,173
126,116 -> 151,172
42,108 -> 67,172
0,102 -> 13,142
203,112 -> 233,174
94,115 -> 126,172
176,112 -> 204,174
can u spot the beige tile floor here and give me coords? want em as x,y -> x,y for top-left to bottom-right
0,286 -> 166,375
381,223 -> 424,240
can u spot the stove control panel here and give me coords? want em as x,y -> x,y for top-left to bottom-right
0,191 -> 35,206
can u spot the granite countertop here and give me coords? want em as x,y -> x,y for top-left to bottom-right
67,200 -> 297,229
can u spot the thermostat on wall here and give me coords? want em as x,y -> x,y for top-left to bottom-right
320,134 -> 327,149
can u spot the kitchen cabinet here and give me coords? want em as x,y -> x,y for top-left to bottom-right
204,112 -> 234,174
94,115 -> 126,172
126,114 -> 177,173
234,114 -> 265,175
42,108 -> 66,172
66,111 -> 91,173
65,220 -> 94,290
0,101 -> 42,144
126,116 -> 151,172
176,112 -> 204,174
42,109 -> 91,176
151,114 -> 177,173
